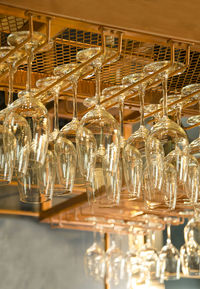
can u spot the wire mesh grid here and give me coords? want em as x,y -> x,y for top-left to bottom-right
21,29 -> 198,94
0,14 -> 27,33
0,15 -> 200,100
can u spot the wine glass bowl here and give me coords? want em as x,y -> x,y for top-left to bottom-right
102,84 -> 130,108
0,110 -> 15,185
7,31 -> 46,50
7,91 -> 49,168
54,62 -> 94,82
77,47 -> 119,67
77,47 -> 119,107
0,46 -> 26,64
17,160 -> 52,204
159,217 -> 180,282
4,112 -> 31,177
181,228 -> 200,276
77,106 -> 120,205
144,61 -> 185,79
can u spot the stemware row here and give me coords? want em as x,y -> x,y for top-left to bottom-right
0,28 -> 200,216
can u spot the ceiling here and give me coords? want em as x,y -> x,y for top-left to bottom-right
1,0 -> 200,43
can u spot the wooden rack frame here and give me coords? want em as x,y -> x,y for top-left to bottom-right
0,3 -> 198,232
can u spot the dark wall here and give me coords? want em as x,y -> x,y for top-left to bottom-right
0,216 -> 103,289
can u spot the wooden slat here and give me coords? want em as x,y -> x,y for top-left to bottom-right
0,209 -> 39,217
40,192 -> 88,221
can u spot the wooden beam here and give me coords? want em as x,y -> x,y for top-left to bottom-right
40,192 -> 88,221
104,233 -> 110,289
0,209 -> 39,217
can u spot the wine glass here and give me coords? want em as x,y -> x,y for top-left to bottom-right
101,84 -> 133,203
0,109 -> 15,185
38,149 -> 56,201
84,217 -> 105,281
76,48 -> 120,206
0,46 -> 26,105
180,226 -> 200,276
77,47 -> 119,107
1,47 -> 31,179
144,61 -> 188,209
144,104 -> 162,124
184,155 -> 199,205
184,208 -> 200,246
159,218 -> 180,282
17,158 -> 53,204
106,229 -> 125,286
182,83 -> 200,126
6,31 -> 49,169
125,227 -> 141,288
139,230 -> 159,284
53,63 -> 93,189
122,73 -> 150,200
36,75 -> 77,196
184,84 -> 200,174
7,31 -> 46,91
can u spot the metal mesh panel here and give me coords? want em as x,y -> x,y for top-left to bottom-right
0,15 -> 199,101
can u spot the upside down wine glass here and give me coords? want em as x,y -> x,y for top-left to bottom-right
6,31 -> 50,203
159,218 -> 180,282
183,84 -> 200,204
122,73 -> 149,200
144,61 -> 188,209
0,46 -> 27,184
105,224 -> 125,286
101,84 -> 132,203
36,76 -> 71,197
53,63 -> 93,192
160,94 -> 193,206
181,218 -> 200,277
84,217 -> 105,281
7,31 -> 49,167
77,47 -> 119,108
2,46 -> 32,180
76,48 -> 120,205
139,230 -> 159,284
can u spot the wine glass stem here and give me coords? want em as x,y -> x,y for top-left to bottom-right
26,48 -> 34,92
139,85 -> 145,126
54,89 -> 59,131
8,64 -> 14,106
177,106 -> 182,125
199,100 -> 200,138
119,99 -> 124,137
146,233 -> 151,247
162,74 -> 168,117
99,229 -> 104,249
72,80 -> 78,119
95,66 -> 101,105
93,223 -> 97,243
167,224 -> 171,243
